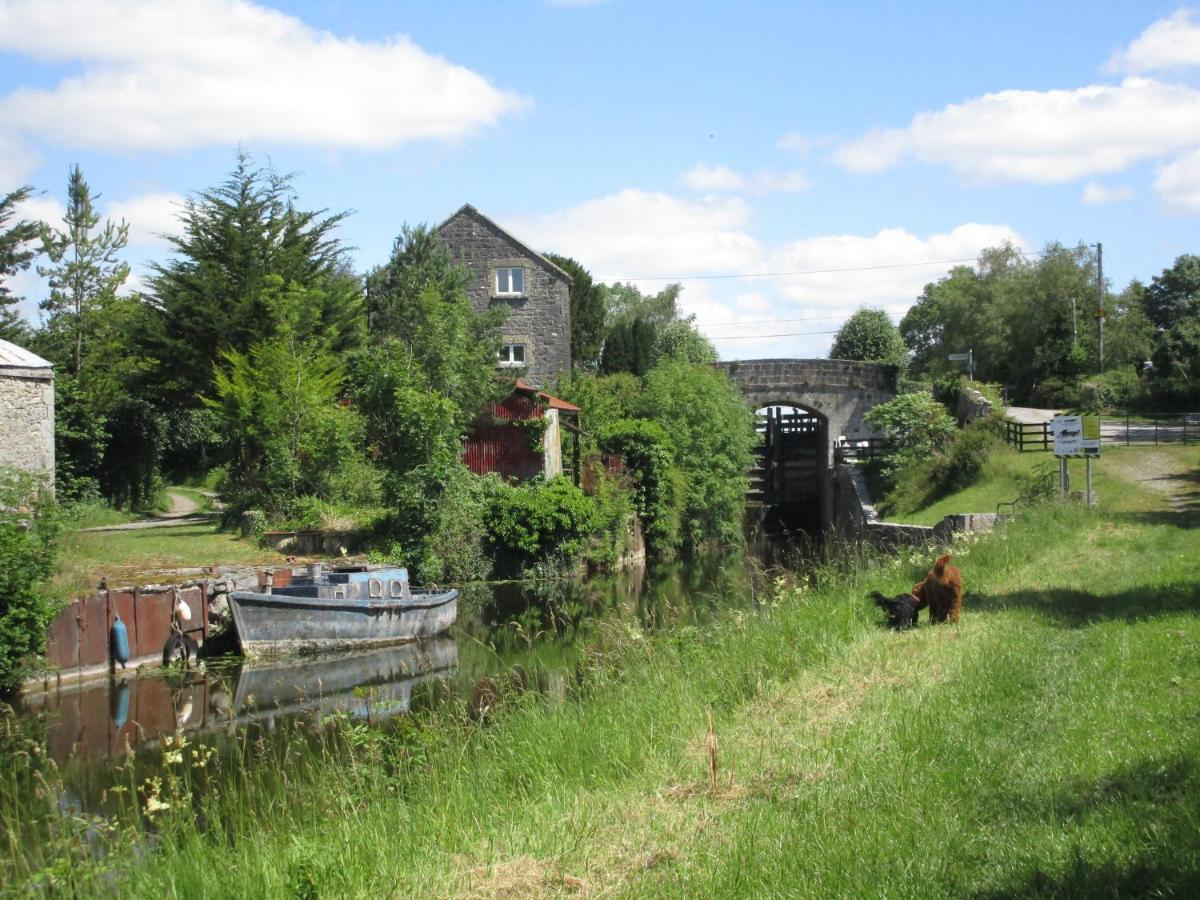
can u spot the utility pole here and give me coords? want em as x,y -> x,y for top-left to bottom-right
1095,242 -> 1105,373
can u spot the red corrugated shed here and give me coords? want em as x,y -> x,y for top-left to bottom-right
462,393 -> 545,480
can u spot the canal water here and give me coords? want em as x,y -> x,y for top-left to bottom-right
11,554 -> 772,818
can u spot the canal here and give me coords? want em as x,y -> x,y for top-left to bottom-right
6,554 -> 775,850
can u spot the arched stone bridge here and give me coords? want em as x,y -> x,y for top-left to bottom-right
714,359 -> 897,530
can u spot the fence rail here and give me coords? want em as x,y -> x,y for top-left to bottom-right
1005,413 -> 1200,451
835,438 -> 894,464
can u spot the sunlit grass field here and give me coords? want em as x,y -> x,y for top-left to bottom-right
5,448 -> 1199,897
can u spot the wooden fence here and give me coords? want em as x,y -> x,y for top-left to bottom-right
1005,414 -> 1200,452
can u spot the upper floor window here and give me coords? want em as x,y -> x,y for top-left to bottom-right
498,343 -> 526,367
495,266 -> 525,296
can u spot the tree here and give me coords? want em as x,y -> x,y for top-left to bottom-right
830,307 -> 906,366
652,319 -> 718,366
1144,254 -> 1200,330
149,153 -> 363,406
364,223 -> 507,426
544,253 -> 606,371
0,186 -> 42,342
38,166 -> 129,375
203,277 -> 366,514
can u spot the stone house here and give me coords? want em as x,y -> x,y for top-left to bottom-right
437,204 -> 572,387
0,338 -> 54,484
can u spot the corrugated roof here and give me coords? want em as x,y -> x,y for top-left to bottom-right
0,338 -> 52,369
514,378 -> 581,414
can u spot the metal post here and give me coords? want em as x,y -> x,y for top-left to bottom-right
1086,456 -> 1093,507
1060,457 -> 1069,496
1126,414 -> 1130,446
1096,242 -> 1105,374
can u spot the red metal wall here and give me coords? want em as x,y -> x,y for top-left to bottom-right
462,395 -> 545,481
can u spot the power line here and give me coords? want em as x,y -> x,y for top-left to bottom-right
696,313 -> 851,327
612,246 -> 1046,284
708,329 -> 841,341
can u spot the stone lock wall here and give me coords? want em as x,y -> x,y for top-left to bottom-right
438,206 -> 572,387
0,368 -> 55,481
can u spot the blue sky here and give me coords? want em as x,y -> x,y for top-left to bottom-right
3,0 -> 1199,359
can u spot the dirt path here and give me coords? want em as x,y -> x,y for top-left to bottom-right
79,490 -> 212,532
1107,448 -> 1200,515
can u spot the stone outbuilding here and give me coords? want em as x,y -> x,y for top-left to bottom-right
0,338 -> 54,484
437,204 -> 572,387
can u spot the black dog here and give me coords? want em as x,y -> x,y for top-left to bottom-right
872,591 -> 919,630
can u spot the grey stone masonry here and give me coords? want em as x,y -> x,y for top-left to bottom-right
0,339 -> 54,484
437,204 -> 572,387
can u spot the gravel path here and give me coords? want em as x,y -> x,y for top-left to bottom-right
1107,448 -> 1200,515
79,490 -> 213,532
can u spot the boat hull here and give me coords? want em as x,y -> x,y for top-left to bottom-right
228,587 -> 458,657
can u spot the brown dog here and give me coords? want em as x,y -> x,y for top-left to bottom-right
912,554 -> 963,624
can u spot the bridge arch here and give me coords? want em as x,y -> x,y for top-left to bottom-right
716,359 -> 897,530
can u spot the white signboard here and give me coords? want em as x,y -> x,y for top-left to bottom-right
1051,415 -> 1100,457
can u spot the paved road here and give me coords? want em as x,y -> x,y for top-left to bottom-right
1006,407 -> 1198,446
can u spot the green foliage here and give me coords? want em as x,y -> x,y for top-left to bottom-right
52,374 -> 107,503
865,391 -> 957,489
1144,254 -> 1200,330
0,186 -> 41,342
160,407 -> 227,480
37,166 -> 130,377
484,477 -> 598,576
652,319 -> 718,366
543,253 -> 606,371
0,469 -> 60,695
599,419 -> 681,555
639,361 -> 756,550
364,224 -> 507,422
1079,368 -> 1146,412
830,306 -> 907,367
551,370 -> 642,455
599,316 -> 656,376
100,399 -> 164,511
203,279 -> 371,516
928,417 -> 1007,496
148,152 -> 363,406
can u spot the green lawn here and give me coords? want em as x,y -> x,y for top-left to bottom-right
49,521 -> 284,598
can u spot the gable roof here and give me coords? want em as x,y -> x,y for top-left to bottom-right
436,203 -> 573,286
0,338 -> 52,370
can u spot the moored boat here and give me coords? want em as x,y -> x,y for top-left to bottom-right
229,564 -> 457,657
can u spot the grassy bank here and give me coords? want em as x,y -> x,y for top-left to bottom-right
7,450 -> 1200,897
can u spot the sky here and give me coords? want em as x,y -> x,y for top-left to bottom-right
3,0 -> 1200,361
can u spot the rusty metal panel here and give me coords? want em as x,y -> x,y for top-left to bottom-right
78,594 -> 108,668
274,568 -> 292,588
177,585 -> 207,640
133,677 -> 176,741
109,590 -> 138,660
44,600 -> 80,670
136,591 -> 173,661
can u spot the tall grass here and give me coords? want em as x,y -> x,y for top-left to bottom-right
5,465 -> 1200,896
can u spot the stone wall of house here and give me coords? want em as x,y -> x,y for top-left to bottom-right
439,207 -> 571,386
0,368 -> 54,481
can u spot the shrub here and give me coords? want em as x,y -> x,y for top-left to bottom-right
599,419 -> 682,556
1079,368 -> 1146,412
929,417 -> 1007,495
0,469 -> 61,695
864,391 -> 957,490
485,477 -> 598,576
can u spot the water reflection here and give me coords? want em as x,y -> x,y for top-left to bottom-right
20,555 -> 769,788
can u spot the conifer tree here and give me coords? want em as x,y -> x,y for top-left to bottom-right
0,186 -> 42,342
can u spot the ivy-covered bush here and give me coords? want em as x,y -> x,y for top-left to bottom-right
599,419 -> 682,556
0,469 -> 61,695
929,416 -> 1007,495
484,477 -> 598,576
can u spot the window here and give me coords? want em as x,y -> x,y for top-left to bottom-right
498,343 -> 526,367
495,266 -> 525,296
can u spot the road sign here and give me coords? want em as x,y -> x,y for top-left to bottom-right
947,353 -> 970,360
1052,414 -> 1100,457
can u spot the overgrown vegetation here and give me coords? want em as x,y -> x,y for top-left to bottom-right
0,469 -> 60,694
4,451 -> 1199,895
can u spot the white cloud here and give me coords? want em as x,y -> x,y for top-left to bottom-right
1155,149 -> 1200,213
507,189 -> 1027,359
680,164 -> 809,195
680,164 -> 746,191
834,78 -> 1200,183
11,194 -> 64,228
0,135 -> 39,187
502,189 -> 764,282
0,0 -> 528,152
1108,10 -> 1200,74
768,224 -> 1030,318
1081,181 -> 1135,205
105,192 -> 186,246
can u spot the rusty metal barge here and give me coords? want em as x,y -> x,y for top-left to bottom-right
228,565 -> 457,657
